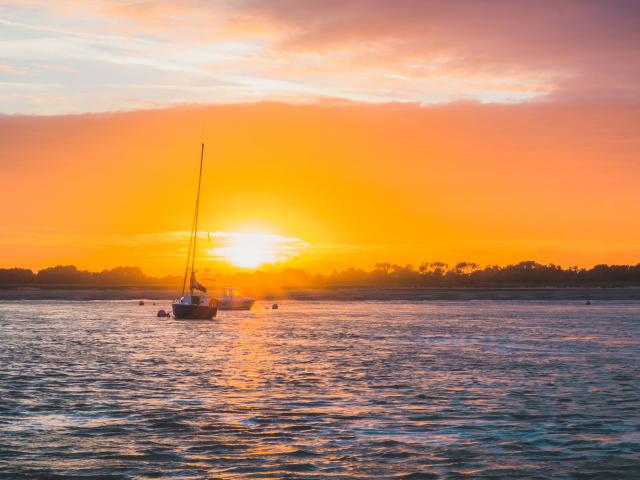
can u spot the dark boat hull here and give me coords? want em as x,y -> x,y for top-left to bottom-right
172,303 -> 217,320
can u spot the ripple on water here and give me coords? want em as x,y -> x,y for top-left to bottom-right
0,300 -> 639,478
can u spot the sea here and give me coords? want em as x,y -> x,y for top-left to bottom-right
1,300 -> 639,479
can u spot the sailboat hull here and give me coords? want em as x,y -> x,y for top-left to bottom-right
172,303 -> 217,320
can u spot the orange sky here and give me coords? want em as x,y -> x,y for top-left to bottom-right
1,101 -> 639,274
1,1 -> 639,274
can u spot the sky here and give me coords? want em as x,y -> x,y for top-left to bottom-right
1,1 -> 639,274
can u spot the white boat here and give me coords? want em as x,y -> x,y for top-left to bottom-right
171,144 -> 218,320
217,287 -> 255,310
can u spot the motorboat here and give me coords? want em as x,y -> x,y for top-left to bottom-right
217,287 -> 255,311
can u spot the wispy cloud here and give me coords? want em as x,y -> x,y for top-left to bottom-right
3,0 -> 638,113
0,62 -> 26,75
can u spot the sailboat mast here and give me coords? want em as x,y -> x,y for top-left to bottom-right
180,209 -> 196,297
190,144 -> 205,292
180,143 -> 205,297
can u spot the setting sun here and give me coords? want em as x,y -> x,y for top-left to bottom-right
208,232 -> 307,269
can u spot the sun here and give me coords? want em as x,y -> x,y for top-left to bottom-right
215,240 -> 276,269
208,232 -> 307,269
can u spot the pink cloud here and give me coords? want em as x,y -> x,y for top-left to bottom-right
236,0 -> 640,100
2,1 -> 640,110
0,63 -> 27,75
68,0 -> 640,102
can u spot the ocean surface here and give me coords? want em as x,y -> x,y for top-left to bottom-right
1,300 -> 639,479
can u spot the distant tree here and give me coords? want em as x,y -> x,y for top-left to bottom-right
36,265 -> 92,284
0,268 -> 35,284
454,262 -> 479,274
373,263 -> 392,274
94,266 -> 148,285
3,260 -> 640,288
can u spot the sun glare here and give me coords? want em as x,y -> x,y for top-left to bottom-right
208,232 -> 307,269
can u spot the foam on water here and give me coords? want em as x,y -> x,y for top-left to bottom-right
0,300 -> 639,478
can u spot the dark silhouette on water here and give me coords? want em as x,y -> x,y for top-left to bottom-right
3,261 -> 640,289
171,143 -> 217,320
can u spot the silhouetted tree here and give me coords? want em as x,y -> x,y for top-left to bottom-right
2,261 -> 640,288
0,268 -> 35,284
36,265 -> 92,284
94,266 -> 149,285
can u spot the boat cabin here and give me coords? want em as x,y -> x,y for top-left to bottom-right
221,287 -> 241,298
176,295 -> 206,305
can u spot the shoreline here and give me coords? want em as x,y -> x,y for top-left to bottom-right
2,286 -> 640,301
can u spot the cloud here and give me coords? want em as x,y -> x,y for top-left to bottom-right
1,1 -> 639,112
0,62 -> 26,75
235,0 -> 640,100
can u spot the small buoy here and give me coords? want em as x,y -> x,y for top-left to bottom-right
585,300 -> 591,305
157,309 -> 169,317
272,303 -> 278,310
138,300 -> 145,306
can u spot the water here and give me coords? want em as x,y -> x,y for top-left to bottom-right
1,300 -> 639,479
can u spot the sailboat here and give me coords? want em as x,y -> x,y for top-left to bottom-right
172,144 -> 218,320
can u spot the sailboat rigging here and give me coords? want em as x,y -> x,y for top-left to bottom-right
172,144 -> 218,320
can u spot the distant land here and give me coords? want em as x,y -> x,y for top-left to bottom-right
1,262 -> 640,301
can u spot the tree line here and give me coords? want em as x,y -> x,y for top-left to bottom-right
1,261 -> 640,287
323,261 -> 640,287
0,266 -> 175,286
